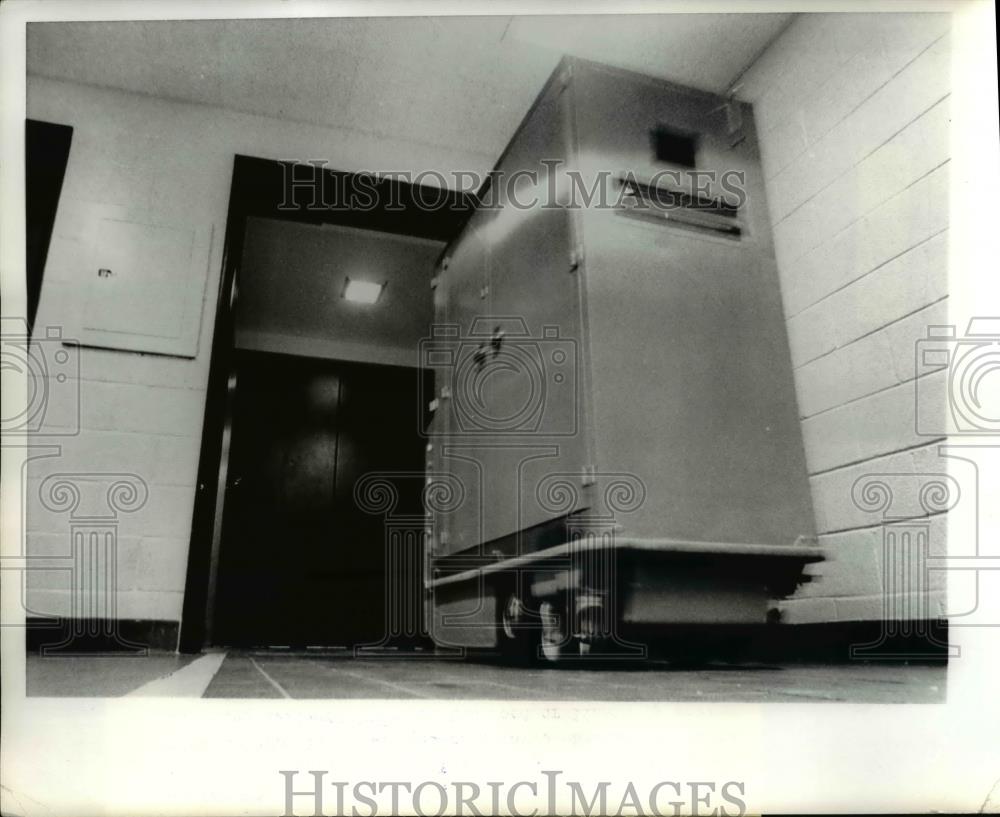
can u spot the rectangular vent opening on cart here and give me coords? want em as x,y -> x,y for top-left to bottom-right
651,124 -> 699,168
616,177 -> 743,240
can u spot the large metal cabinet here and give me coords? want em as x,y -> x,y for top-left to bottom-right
424,58 -> 820,655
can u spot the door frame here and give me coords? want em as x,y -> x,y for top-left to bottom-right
178,156 -> 474,652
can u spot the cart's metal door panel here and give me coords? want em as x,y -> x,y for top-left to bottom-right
479,76 -> 590,545
427,211 -> 491,558
484,203 -> 588,541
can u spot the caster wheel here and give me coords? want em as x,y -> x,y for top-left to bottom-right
539,599 -> 590,662
539,596 -> 612,663
539,600 -> 570,662
501,594 -> 524,640
498,591 -> 536,664
575,600 -> 612,658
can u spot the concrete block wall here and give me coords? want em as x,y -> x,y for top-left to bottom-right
738,12 -> 952,622
23,76 -> 493,626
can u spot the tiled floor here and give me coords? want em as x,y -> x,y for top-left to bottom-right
27,651 -> 947,702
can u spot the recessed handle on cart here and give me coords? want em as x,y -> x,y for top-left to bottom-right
662,207 -> 742,236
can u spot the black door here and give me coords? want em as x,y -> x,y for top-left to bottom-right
25,119 -> 73,332
212,350 -> 428,647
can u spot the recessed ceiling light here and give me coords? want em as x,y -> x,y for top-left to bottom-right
342,278 -> 385,305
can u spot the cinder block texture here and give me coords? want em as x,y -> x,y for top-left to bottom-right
740,13 -> 952,622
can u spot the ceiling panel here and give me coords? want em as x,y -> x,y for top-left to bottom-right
236,217 -> 441,351
27,14 -> 792,162
505,13 -> 792,92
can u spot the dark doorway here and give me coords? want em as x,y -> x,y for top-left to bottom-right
25,119 -> 73,332
212,351 -> 430,647
179,156 -> 474,652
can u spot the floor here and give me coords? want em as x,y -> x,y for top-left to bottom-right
26,654 -> 198,697
26,651 -> 947,702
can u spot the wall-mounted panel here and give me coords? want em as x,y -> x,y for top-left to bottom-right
73,213 -> 212,358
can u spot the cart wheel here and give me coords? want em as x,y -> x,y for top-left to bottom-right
540,599 -> 589,662
498,591 -> 535,664
575,600 -> 611,658
539,596 -> 612,662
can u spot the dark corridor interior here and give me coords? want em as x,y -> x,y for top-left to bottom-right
212,350 -> 431,647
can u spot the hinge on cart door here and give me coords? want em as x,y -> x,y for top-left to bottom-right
569,245 -> 584,272
440,386 -> 452,401
581,464 -> 597,487
430,275 -> 440,290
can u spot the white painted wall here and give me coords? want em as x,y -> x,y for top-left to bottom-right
738,13 -> 951,622
25,75 -> 493,624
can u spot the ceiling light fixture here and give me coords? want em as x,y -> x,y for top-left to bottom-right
342,277 -> 385,305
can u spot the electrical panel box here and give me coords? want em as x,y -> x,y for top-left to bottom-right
52,203 -> 213,358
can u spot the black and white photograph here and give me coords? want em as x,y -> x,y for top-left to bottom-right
1,1 -> 998,815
